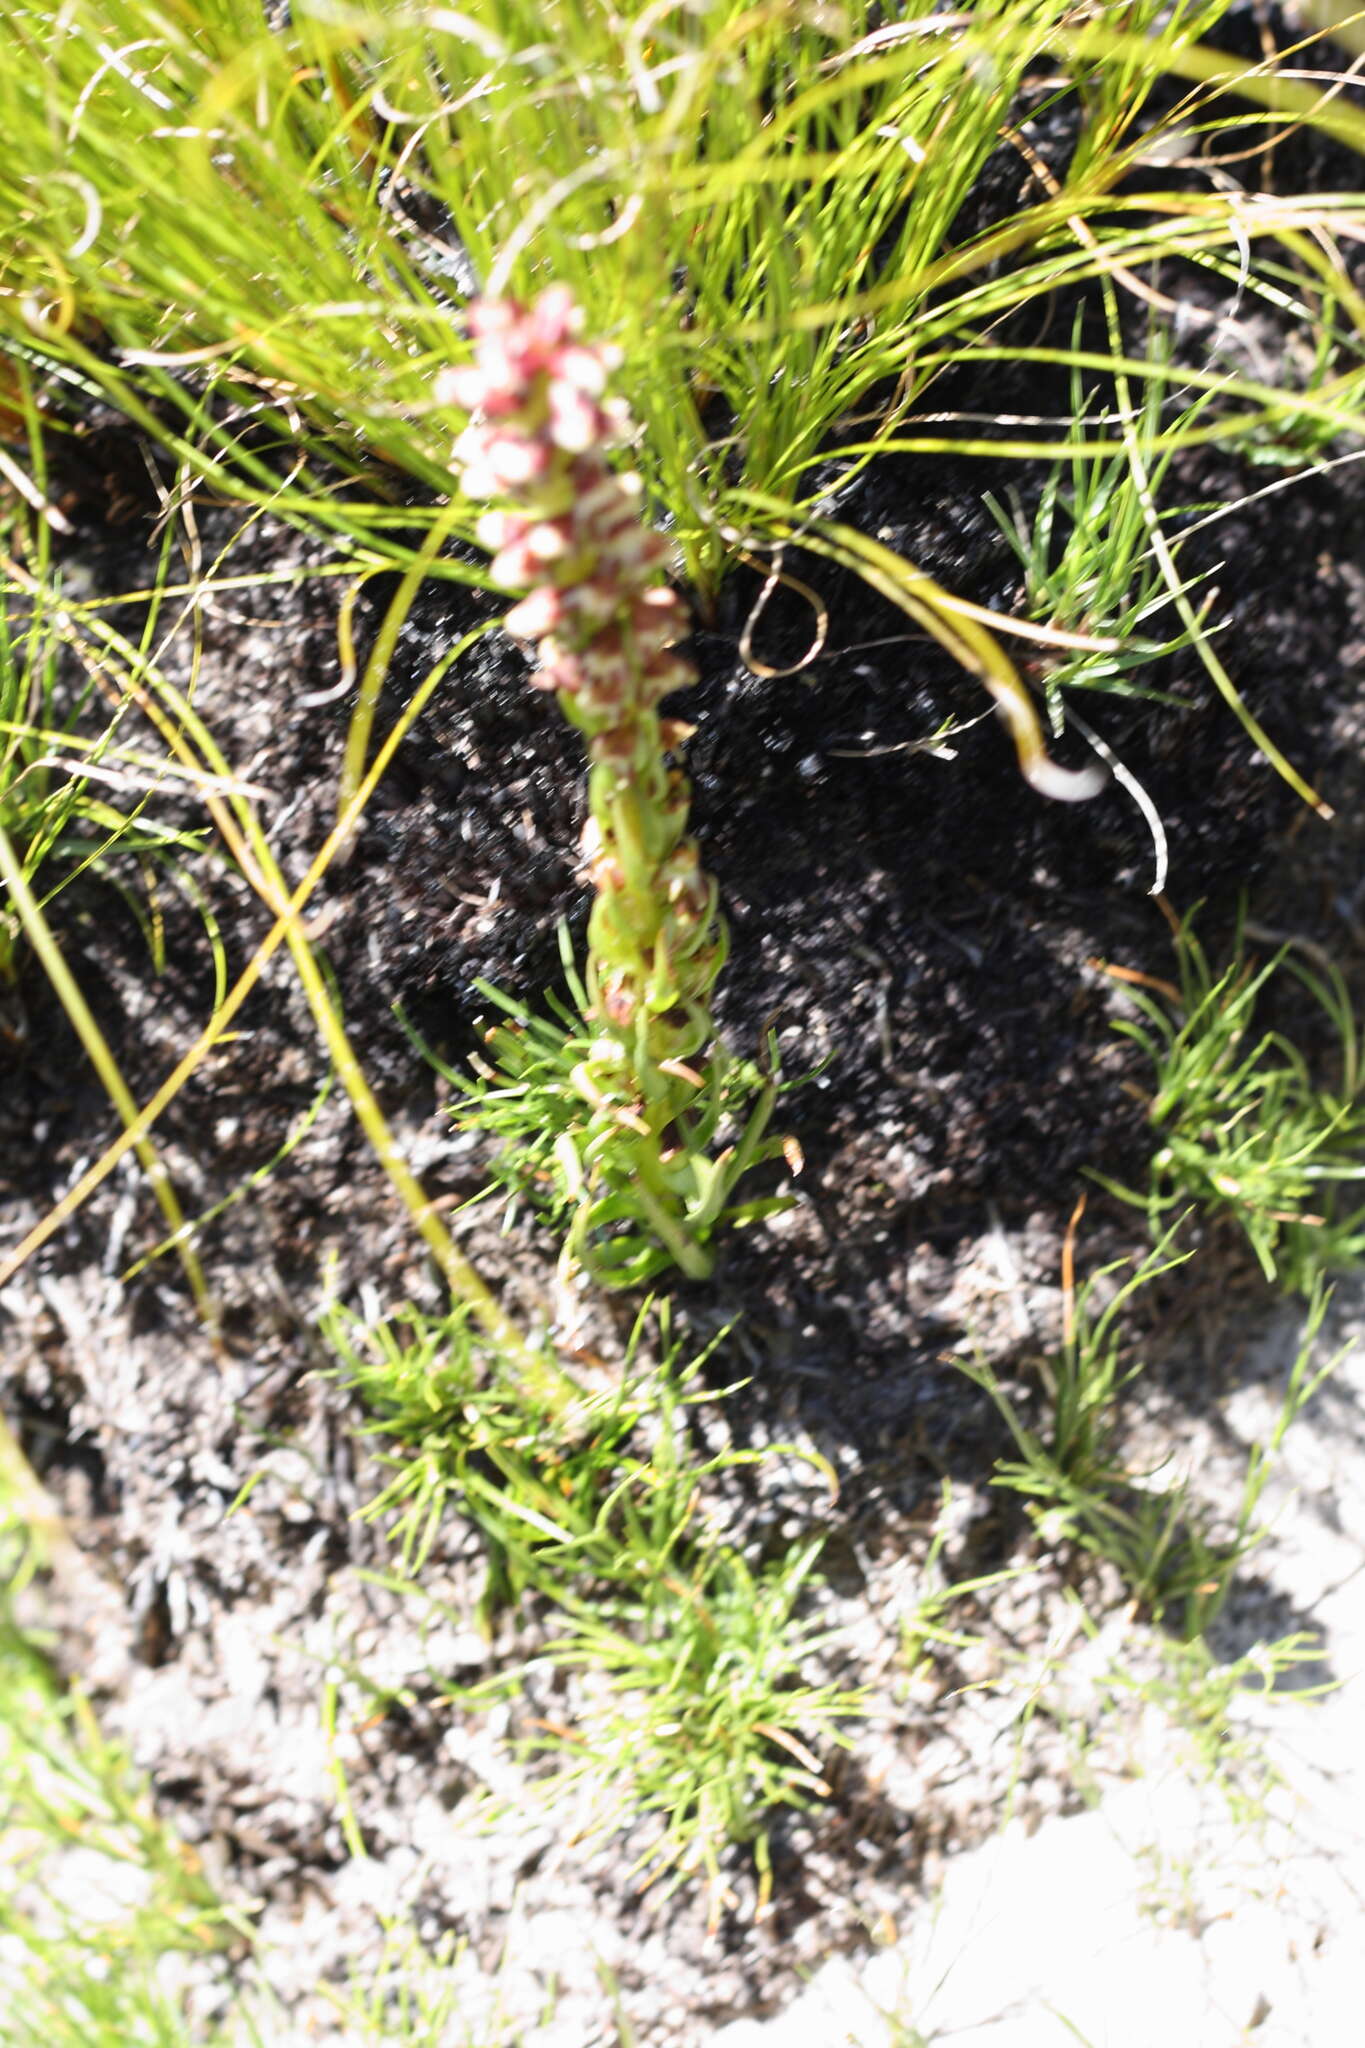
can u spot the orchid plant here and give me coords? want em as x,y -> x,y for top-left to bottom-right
442,290 -> 788,1288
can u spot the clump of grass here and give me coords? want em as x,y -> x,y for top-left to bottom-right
984,334 -> 1218,730
325,1294 -> 858,1918
956,1235 -> 1339,1637
525,1533 -> 863,1923
321,1289 -> 647,1601
955,1228 -> 1193,1616
1096,909 -> 1365,1290
311,1923 -> 537,2048
1,1 -> 1355,774
0,1 -> 1286,577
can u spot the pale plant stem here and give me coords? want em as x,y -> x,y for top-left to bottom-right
0,612 -> 556,1393
0,819 -> 212,1321
1101,277 -> 1331,819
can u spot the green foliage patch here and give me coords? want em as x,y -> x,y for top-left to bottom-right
1100,912 -> 1365,1289
326,1296 -> 859,1913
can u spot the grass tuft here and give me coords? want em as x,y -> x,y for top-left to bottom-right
326,1294 -> 859,1916
1097,909 -> 1365,1289
957,1240 -> 1339,1636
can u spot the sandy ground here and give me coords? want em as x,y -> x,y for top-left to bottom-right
6,1247 -> 1365,2048
712,1278 -> 1365,2048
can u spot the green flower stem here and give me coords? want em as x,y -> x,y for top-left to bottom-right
619,1162 -> 713,1282
449,291 -> 783,1281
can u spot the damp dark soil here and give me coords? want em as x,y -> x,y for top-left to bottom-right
4,25 -> 1365,2044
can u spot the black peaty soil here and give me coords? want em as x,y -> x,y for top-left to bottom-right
3,25 -> 1365,2039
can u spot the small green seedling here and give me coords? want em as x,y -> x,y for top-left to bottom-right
958,1234 -> 1339,1638
527,1532 -> 865,1926
1097,909 -> 1365,1289
984,335 -> 1218,729
953,1227 -> 1200,1622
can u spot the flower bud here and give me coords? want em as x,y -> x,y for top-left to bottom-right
548,382 -> 609,453
599,974 -> 637,1027
505,586 -> 565,642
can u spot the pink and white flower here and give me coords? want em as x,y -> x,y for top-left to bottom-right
449,288 -> 722,1076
